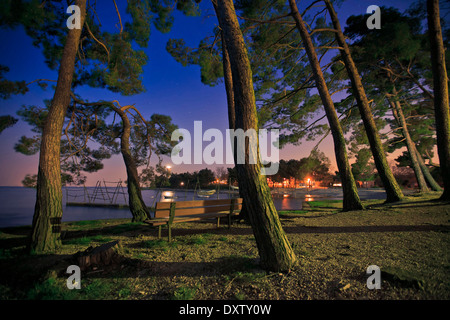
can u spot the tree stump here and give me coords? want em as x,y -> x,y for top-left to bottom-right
75,240 -> 123,271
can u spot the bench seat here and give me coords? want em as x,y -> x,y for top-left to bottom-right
144,198 -> 242,241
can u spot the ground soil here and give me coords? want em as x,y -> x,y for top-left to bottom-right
0,193 -> 449,300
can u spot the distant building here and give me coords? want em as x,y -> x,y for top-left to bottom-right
266,177 -> 319,188
356,180 -> 376,188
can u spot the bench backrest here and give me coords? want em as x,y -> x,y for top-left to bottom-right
154,198 -> 243,219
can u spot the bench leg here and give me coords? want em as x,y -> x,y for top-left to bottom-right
217,217 -> 220,228
228,214 -> 232,229
158,225 -> 162,239
168,225 -> 172,242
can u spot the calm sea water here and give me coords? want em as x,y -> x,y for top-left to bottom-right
0,186 -> 389,228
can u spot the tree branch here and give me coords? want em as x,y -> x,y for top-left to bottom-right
84,20 -> 110,63
112,0 -> 123,34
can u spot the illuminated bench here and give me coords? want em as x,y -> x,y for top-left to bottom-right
145,198 -> 242,241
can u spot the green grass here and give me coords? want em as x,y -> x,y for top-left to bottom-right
381,267 -> 426,290
278,210 -> 309,216
142,239 -> 169,249
172,286 -> 198,300
70,220 -> 102,227
63,235 -> 113,246
109,222 -> 145,234
188,235 -> 209,245
26,276 -> 117,300
307,200 -> 343,208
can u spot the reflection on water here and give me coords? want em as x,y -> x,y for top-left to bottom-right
154,189 -> 317,210
0,186 -> 394,228
162,191 -> 176,200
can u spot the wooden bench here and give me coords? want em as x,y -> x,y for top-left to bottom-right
145,198 -> 242,241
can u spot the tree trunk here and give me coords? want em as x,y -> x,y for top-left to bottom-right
117,108 -> 149,222
220,29 -> 249,221
222,32 -> 235,133
29,0 -> 87,254
413,144 -> 443,191
388,96 -> 429,192
289,0 -> 363,211
214,0 -> 297,272
427,0 -> 450,200
325,0 -> 404,203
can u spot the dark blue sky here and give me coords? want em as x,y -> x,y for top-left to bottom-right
0,0 -> 414,186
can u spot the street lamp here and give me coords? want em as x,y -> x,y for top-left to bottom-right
165,165 -> 172,179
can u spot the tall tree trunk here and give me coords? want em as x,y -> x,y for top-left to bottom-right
221,32 -> 235,132
289,0 -> 363,211
29,0 -> 87,253
325,0 -> 404,203
413,144 -> 443,191
427,0 -> 450,200
388,96 -> 429,192
214,0 -> 297,272
220,29 -> 249,221
115,107 -> 149,222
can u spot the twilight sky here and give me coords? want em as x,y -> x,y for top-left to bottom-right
0,0 -> 414,186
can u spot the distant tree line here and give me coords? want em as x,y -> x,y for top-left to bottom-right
140,166 -> 216,189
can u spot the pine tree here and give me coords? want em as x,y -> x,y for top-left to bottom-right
324,0 -> 404,203
214,0 -> 297,272
427,0 -> 450,200
288,0 -> 363,210
1,0 -> 198,253
344,6 -> 442,192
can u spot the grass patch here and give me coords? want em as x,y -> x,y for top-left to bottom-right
63,237 -> 92,246
381,267 -> 425,290
63,235 -> 113,246
27,277 -> 77,300
234,292 -> 246,300
82,279 -> 114,299
188,235 -> 209,245
70,220 -> 102,227
142,239 -> 169,249
307,200 -> 343,208
109,222 -> 144,234
172,286 -> 198,300
279,210 -> 309,216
